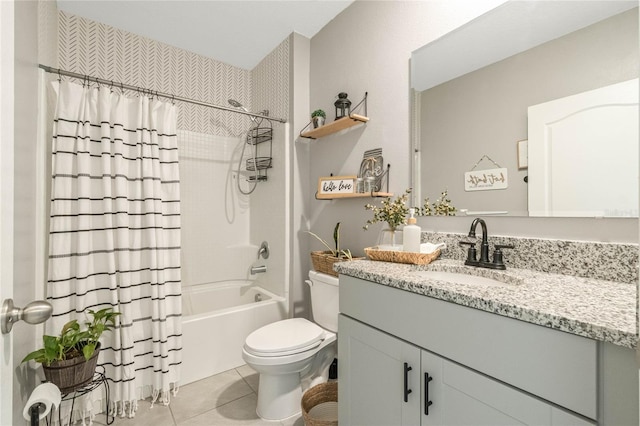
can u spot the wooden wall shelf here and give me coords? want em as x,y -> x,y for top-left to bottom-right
301,114 -> 369,139
316,191 -> 393,200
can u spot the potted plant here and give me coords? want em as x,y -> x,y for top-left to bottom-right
308,222 -> 359,277
363,188 -> 412,249
311,109 -> 326,128
22,308 -> 120,393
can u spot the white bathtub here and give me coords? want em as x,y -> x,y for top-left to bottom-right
181,281 -> 286,385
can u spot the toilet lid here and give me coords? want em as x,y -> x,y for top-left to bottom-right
245,318 -> 325,356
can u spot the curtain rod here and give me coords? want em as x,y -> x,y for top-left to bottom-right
38,64 -> 287,124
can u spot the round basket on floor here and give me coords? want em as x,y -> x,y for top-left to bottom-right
301,381 -> 338,426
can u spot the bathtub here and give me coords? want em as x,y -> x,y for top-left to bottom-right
181,281 -> 286,385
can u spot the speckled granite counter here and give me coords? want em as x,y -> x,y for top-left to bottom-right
334,259 -> 637,349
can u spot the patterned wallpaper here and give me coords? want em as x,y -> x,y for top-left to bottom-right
55,10 -> 290,136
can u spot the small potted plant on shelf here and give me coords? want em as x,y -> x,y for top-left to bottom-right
311,109 -> 326,128
308,222 -> 360,277
22,308 -> 120,393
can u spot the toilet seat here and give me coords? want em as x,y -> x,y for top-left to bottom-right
244,318 -> 325,357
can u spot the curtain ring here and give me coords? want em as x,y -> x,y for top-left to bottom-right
57,69 -> 62,83
109,80 -> 114,93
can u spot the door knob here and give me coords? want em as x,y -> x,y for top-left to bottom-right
1,299 -> 53,334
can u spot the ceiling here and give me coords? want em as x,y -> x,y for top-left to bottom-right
57,0 -> 354,70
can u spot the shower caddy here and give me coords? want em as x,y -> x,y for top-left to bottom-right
244,119 -> 273,182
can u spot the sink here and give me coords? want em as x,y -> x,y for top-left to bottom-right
415,270 -> 512,286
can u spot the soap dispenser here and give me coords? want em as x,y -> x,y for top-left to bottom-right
403,208 -> 421,252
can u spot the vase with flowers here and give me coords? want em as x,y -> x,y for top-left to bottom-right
363,188 -> 411,250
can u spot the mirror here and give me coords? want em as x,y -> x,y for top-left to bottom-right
411,1 -> 638,217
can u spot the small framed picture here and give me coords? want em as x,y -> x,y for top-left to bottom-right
517,140 -> 528,170
317,175 -> 356,199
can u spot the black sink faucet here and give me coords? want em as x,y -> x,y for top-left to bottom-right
459,218 -> 514,270
468,218 -> 490,264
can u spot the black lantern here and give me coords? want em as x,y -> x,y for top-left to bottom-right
334,92 -> 351,120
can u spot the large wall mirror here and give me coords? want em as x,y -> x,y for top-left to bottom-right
410,1 -> 638,218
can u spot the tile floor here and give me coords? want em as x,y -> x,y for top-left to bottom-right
91,365 -> 304,426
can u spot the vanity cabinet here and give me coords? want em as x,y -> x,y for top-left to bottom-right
340,314 -> 593,426
338,275 -> 638,426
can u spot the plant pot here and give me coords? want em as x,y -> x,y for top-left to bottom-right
310,251 -> 363,277
43,343 -> 101,393
312,116 -> 325,128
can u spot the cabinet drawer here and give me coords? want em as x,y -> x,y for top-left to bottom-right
340,275 -> 598,419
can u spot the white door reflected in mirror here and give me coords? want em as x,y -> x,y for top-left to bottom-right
528,79 -> 638,217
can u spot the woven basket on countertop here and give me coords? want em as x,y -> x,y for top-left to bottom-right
301,382 -> 338,426
310,251 -> 363,277
365,247 -> 441,265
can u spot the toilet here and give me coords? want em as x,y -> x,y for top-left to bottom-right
242,270 -> 339,421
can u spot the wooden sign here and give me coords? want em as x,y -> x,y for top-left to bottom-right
317,175 -> 356,199
464,168 -> 508,191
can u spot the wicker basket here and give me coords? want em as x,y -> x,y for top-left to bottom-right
301,382 -> 338,426
365,247 -> 441,265
310,251 -> 363,277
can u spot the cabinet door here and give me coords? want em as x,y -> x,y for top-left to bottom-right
339,314 -> 421,426
421,350 -> 595,426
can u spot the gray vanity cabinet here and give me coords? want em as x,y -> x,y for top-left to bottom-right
338,275 -> 637,425
340,314 -> 593,426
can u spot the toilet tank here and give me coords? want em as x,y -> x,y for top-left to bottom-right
307,270 -> 339,333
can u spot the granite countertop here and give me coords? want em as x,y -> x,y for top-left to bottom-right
334,259 -> 638,349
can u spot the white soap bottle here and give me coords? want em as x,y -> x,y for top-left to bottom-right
403,208 -> 421,252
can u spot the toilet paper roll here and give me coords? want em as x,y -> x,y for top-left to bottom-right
23,382 -> 61,421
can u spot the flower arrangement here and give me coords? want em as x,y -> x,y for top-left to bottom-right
311,109 -> 326,119
417,189 -> 457,216
363,188 -> 411,231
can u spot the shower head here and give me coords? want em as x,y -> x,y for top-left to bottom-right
228,99 -> 248,112
229,98 -> 258,123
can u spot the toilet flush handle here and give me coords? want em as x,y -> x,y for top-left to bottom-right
305,279 -> 313,288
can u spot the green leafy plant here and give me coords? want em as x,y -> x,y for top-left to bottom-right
311,109 -> 326,119
308,222 -> 353,260
22,308 -> 120,366
363,188 -> 412,231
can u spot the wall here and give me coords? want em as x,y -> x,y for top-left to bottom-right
306,0 -> 510,257
56,10 -> 251,137
420,9 -> 638,216
289,33 -> 311,317
307,0 -> 638,259
250,38 -> 292,300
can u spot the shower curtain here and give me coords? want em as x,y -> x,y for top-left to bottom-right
46,80 -> 182,421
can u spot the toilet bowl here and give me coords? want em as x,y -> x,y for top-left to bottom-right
242,270 -> 339,421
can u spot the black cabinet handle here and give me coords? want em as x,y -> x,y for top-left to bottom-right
403,362 -> 412,402
424,372 -> 433,415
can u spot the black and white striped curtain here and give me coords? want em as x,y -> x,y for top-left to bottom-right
47,80 -> 182,420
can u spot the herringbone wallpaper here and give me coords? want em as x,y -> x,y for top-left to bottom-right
57,10 -> 290,136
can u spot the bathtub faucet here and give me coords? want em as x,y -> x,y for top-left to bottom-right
251,265 -> 267,275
